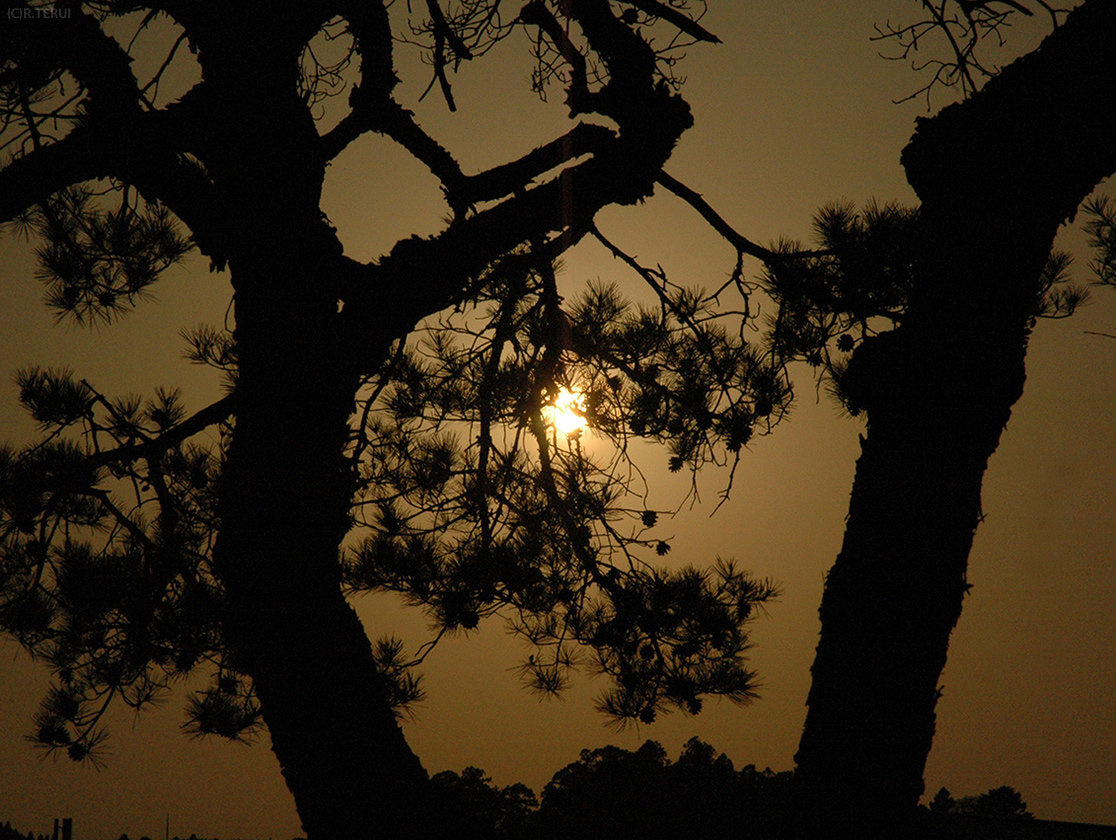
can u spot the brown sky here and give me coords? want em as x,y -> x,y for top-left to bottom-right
1,4 -> 1114,838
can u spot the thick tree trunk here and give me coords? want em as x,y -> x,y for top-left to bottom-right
197,41 -> 440,840
211,248 -> 437,839
212,314 -> 436,840
791,3 -> 1116,835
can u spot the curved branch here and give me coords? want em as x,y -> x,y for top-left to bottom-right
519,0 -> 593,115
337,129 -> 682,362
1,6 -> 228,263
0,127 -> 108,222
318,0 -> 399,161
0,101 -> 229,268
655,171 -> 776,262
321,97 -> 469,210
335,1 -> 700,361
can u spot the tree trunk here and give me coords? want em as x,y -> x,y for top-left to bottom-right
792,2 -> 1116,835
197,42 -> 441,840
212,338 -> 437,840
211,254 -> 437,840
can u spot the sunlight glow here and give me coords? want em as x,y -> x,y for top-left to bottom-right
545,387 -> 587,438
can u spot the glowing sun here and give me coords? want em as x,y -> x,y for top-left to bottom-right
545,387 -> 587,438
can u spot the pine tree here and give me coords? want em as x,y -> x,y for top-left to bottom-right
0,4 -> 781,837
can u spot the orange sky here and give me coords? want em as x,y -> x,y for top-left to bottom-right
2,4 -> 1114,837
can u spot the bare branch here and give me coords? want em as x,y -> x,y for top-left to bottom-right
655,171 -> 776,262
620,0 -> 721,43
519,0 -> 594,114
874,0 -> 1073,104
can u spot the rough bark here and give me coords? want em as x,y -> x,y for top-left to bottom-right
792,2 -> 1116,835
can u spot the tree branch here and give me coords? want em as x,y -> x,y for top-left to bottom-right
463,121 -> 616,204
655,170 -> 777,261
519,0 -> 594,115
86,394 -> 235,470
903,0 -> 1116,227
321,96 -> 470,212
0,7 -> 229,264
0,127 -> 108,223
331,0 -> 699,358
3,2 -> 141,122
621,0 -> 722,43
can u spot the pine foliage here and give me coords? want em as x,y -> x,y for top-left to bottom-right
344,262 -> 783,725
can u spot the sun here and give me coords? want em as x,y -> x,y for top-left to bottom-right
545,387 -> 587,438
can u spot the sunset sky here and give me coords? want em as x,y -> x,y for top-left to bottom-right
2,3 -> 1114,838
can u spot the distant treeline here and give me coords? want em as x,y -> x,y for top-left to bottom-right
0,738 -> 1035,840
428,737 -> 1034,839
434,737 -> 793,839
1,821 -> 51,840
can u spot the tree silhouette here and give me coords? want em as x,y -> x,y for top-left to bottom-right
4,3 -> 1114,837
531,740 -> 674,838
525,737 -> 792,839
923,784 -> 1034,825
777,2 -> 1116,834
0,823 -> 48,840
428,766 -> 538,837
968,786 -> 1034,820
0,3 -> 784,838
1084,196 -> 1116,340
637,9 -> 1114,830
